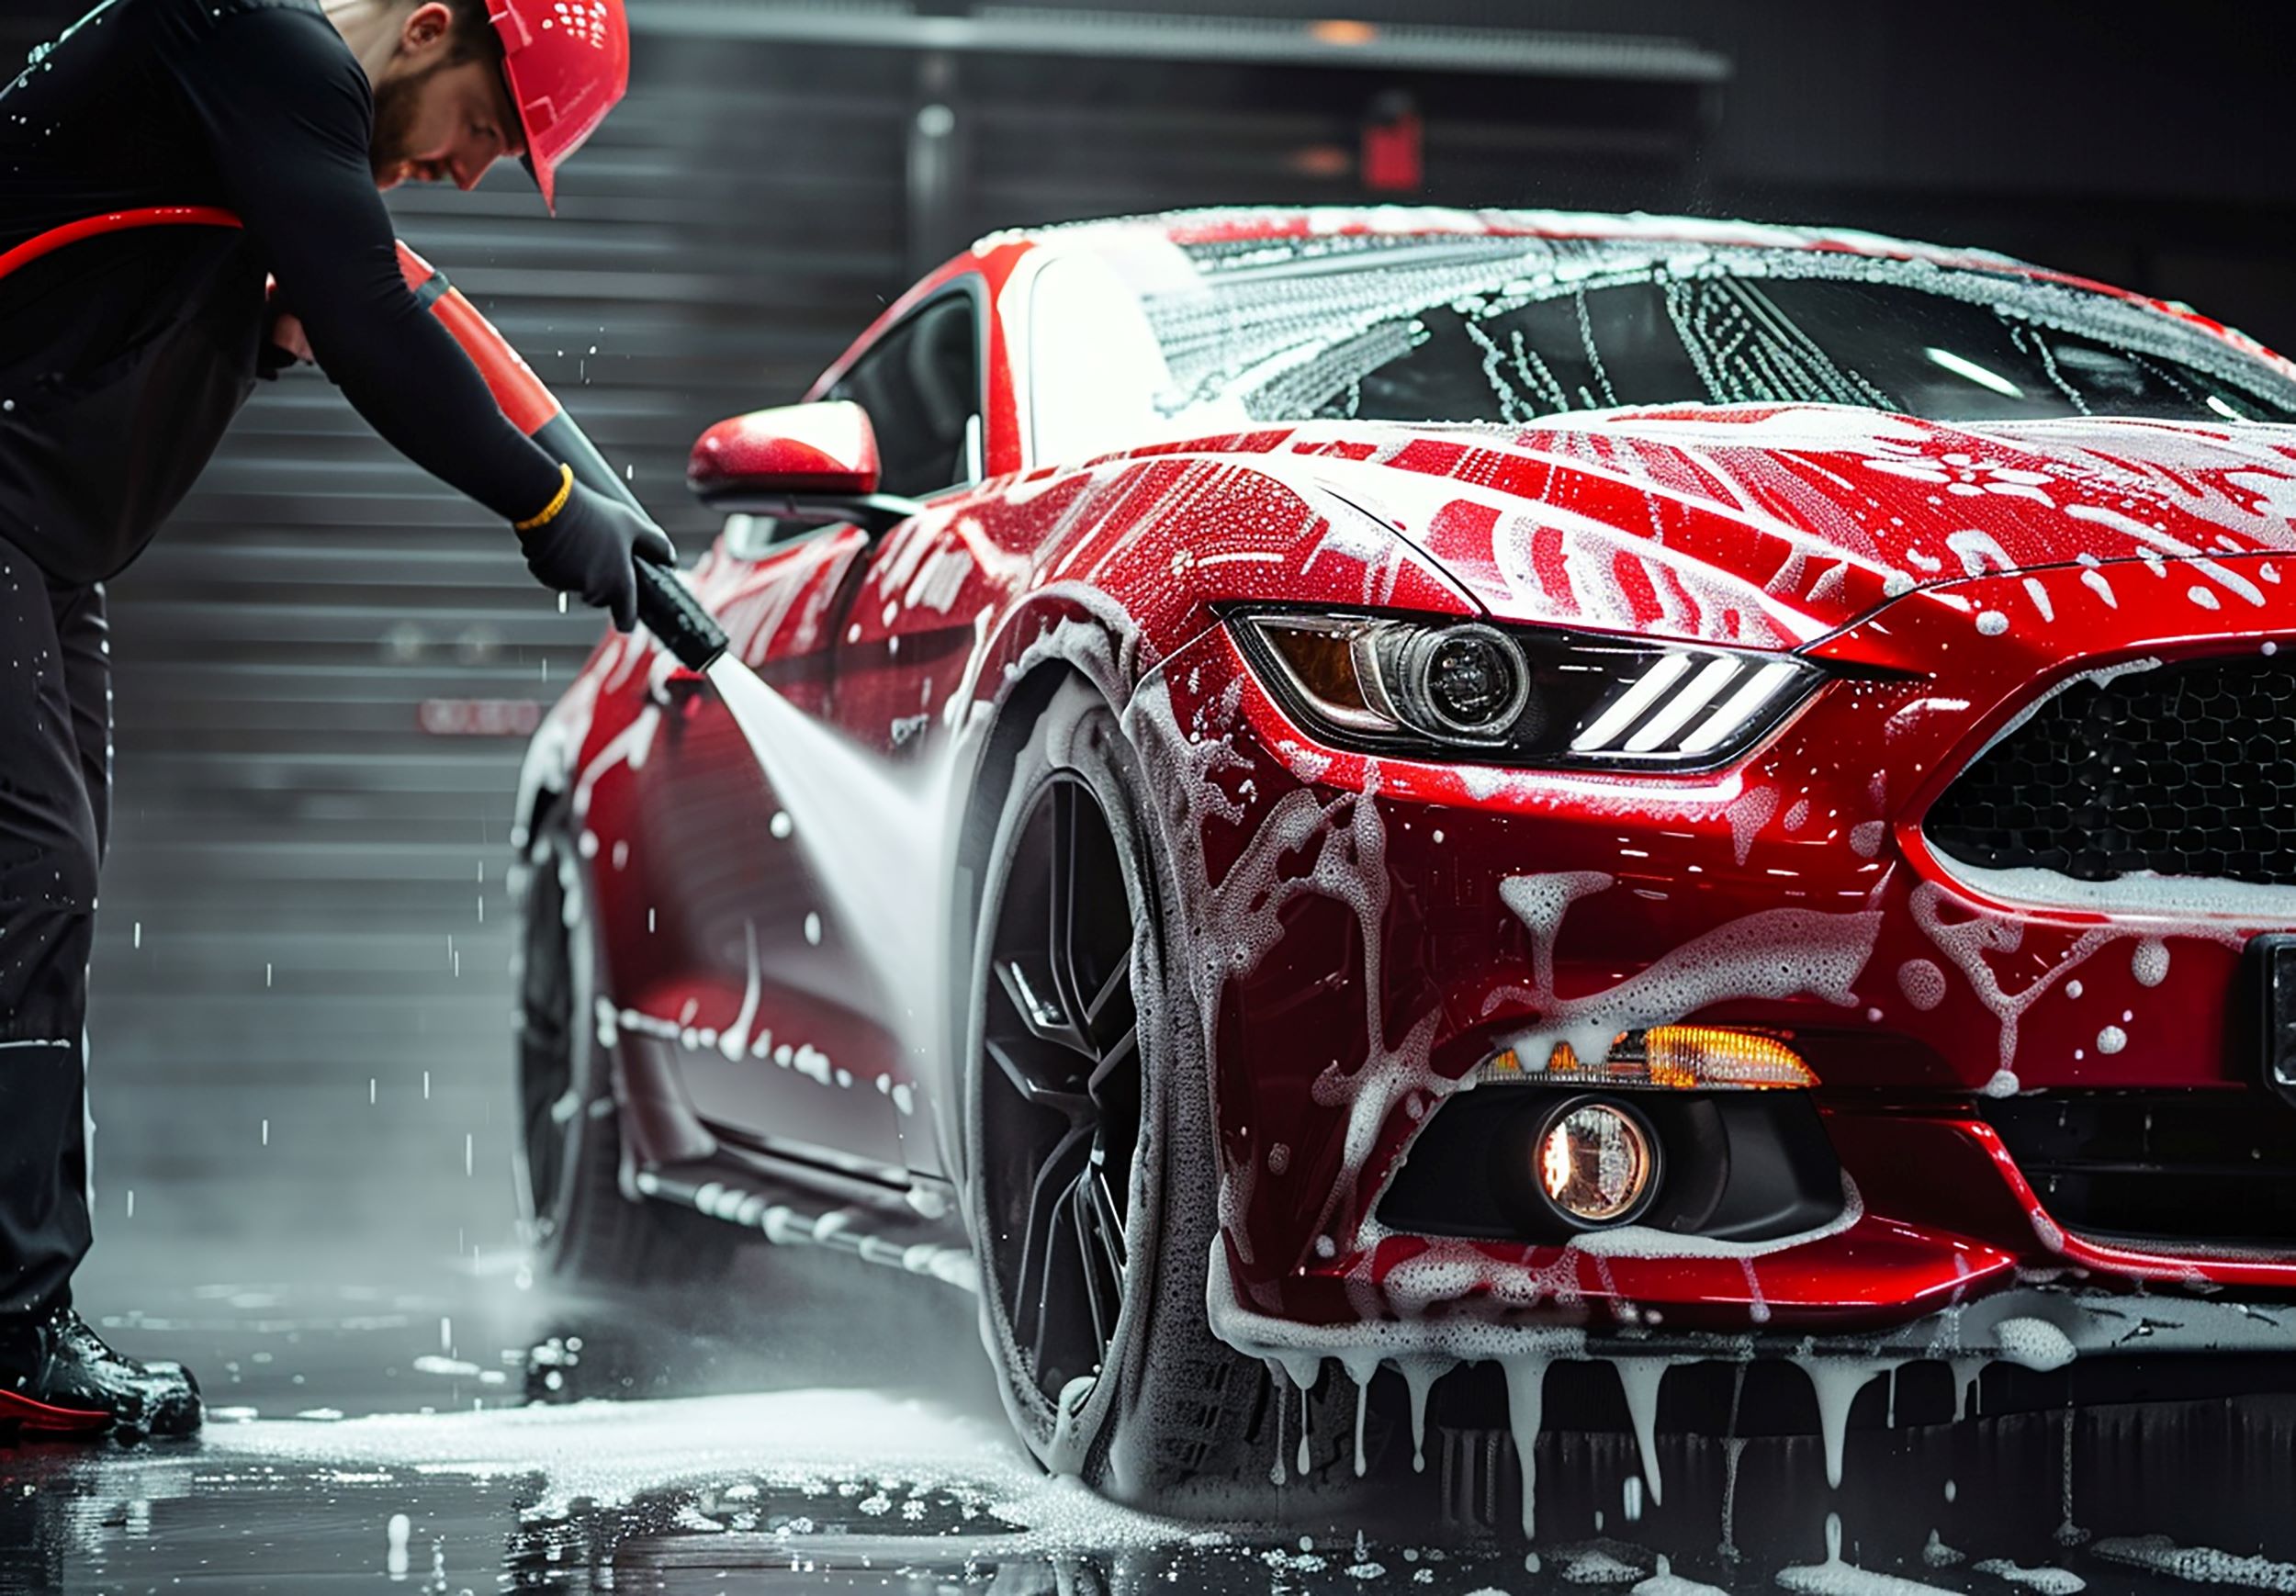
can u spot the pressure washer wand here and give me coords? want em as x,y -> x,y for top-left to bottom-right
393,243 -> 729,674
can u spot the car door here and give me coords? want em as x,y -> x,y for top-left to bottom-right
611,503 -> 918,1184
817,285 -> 996,1180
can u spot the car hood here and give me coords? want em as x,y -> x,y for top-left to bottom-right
1234,403 -> 2296,648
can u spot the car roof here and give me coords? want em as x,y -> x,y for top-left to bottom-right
985,205 -> 2039,276
805,205 -> 2291,469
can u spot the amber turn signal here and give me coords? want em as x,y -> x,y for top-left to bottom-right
1480,1026 -> 1817,1090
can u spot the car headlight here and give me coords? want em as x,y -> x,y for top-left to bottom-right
1230,609 -> 1824,770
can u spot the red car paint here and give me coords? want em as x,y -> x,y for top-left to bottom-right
522,208 -> 2296,1348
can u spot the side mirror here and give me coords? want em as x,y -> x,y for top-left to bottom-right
686,400 -> 917,531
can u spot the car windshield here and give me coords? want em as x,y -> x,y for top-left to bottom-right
1085,233 -> 2296,435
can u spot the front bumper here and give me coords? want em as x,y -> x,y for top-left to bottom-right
1154,563 -> 2296,1350
1208,1242 -> 2296,1371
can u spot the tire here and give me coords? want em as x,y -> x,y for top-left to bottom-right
961,679 -> 1367,1517
512,813 -> 735,1287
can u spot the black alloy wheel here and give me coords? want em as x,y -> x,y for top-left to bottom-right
964,678 -> 1370,1511
979,773 -> 1144,1413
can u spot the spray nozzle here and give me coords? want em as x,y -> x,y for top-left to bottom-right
634,558 -> 728,674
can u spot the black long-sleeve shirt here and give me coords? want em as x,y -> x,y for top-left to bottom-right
0,0 -> 563,582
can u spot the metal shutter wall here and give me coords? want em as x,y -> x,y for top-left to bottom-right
69,28 -> 909,1257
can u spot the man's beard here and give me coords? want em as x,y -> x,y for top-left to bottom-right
369,61 -> 449,185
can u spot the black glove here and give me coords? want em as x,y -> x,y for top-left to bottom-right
515,477 -> 677,632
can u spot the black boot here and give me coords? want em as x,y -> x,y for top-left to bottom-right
0,1307 -> 201,1439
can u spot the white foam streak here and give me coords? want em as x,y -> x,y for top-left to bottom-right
198,1389 -> 1192,1554
1498,871 -> 1881,1076
1780,1512 -> 1961,1596
1974,1560 -> 2087,1593
2092,1537 -> 2296,1593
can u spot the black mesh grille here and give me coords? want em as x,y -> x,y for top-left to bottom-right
1981,1089 -> 2296,1246
1927,656 -> 2296,885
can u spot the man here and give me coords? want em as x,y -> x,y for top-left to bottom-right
0,0 -> 669,1437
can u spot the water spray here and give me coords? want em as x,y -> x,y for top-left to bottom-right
394,243 -> 962,1064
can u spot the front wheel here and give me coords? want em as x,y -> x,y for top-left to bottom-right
962,679 -> 1366,1514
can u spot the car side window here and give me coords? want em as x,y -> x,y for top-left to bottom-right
825,292 -> 983,500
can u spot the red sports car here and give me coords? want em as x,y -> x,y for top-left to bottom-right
510,207 -> 2296,1523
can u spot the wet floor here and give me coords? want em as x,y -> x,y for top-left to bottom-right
15,1226 -> 2296,1594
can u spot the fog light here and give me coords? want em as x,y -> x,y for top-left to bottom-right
1534,1097 -> 1658,1226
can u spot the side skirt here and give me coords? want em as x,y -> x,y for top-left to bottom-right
636,1157 -> 976,1293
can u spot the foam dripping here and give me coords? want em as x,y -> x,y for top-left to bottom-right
1614,1359 -> 1672,1508
1794,1358 -> 1902,1489
1503,1356 -> 1548,1538
1401,1356 -> 1443,1473
1338,1350 -> 1381,1478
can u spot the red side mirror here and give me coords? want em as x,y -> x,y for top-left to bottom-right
687,400 -> 882,504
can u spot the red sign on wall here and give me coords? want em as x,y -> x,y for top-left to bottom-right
418,699 -> 545,736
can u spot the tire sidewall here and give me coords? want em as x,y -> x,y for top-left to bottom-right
512,821 -> 618,1276
961,679 -> 1191,1481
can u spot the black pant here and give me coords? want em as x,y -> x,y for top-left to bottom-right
0,534 -> 109,1321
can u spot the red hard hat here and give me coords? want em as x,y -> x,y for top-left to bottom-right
486,0 -> 630,211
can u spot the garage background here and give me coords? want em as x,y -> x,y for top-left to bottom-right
2,0 -> 2290,1285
